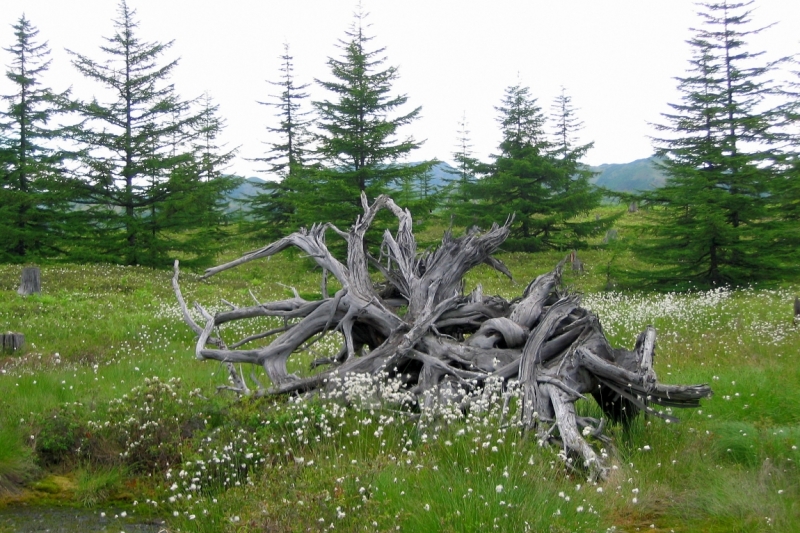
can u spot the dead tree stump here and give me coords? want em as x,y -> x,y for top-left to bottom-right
603,229 -> 618,244
794,296 -> 800,324
569,250 -> 584,274
17,267 -> 41,296
628,201 -> 638,213
172,193 -> 711,480
1,333 -> 25,354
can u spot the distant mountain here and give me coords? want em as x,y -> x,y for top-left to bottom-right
226,157 -> 667,207
229,176 -> 267,201
426,161 -> 459,189
589,156 -> 667,193
229,162 -> 459,201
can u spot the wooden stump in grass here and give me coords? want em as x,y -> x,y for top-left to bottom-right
1,332 -> 25,354
172,193 -> 713,481
17,267 -> 41,296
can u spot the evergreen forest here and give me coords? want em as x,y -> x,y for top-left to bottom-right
1,0 -> 799,288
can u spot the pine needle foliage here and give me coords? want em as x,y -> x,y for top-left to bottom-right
0,15 -> 75,262
634,0 -> 794,289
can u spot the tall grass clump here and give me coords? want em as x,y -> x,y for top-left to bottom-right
0,426 -> 37,495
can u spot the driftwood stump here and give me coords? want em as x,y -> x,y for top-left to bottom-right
17,267 -> 41,296
172,194 -> 712,480
1,333 -> 25,354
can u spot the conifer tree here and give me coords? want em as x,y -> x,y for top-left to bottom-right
445,112 -> 482,215
0,15 -> 73,262
461,84 -> 603,251
773,55 -> 800,244
67,0 -> 217,267
192,93 -> 236,184
257,43 -> 312,178
176,93 -> 239,235
193,92 -> 239,218
248,43 -> 313,239
309,8 -> 432,229
548,87 -> 610,246
636,0 -> 791,287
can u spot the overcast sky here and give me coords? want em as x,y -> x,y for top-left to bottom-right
1,1 -> 798,178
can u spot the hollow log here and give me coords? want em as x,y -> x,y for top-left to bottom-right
172,193 -> 712,480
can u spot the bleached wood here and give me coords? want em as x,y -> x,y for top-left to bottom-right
17,267 -> 41,296
2,333 -> 25,353
171,195 -> 712,480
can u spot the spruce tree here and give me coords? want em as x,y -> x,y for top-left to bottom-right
189,92 -> 239,226
445,112 -> 482,219
248,43 -> 313,240
310,9 -> 432,229
548,88 -> 610,247
257,43 -> 312,178
67,0 -> 215,267
636,0 -> 790,288
773,54 -> 800,246
136,94 -> 237,268
0,15 -> 73,262
461,84 -> 603,251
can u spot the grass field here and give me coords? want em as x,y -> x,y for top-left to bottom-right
1,238 -> 799,532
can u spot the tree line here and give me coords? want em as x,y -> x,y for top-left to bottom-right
1,0 -> 799,288
0,3 -> 238,268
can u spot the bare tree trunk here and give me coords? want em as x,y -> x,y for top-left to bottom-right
171,194 -> 711,480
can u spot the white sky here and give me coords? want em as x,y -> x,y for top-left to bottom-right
1,0 -> 798,178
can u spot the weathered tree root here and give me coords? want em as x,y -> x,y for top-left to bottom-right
173,194 -> 712,480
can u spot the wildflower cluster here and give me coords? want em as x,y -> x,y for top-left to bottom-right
584,287 -> 796,349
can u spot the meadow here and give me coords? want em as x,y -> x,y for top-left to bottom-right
0,242 -> 798,532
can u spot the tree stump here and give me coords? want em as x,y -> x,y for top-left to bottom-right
1,333 -> 25,354
628,201 -> 638,213
17,267 -> 41,296
794,296 -> 800,324
569,250 -> 584,273
172,193 -> 712,480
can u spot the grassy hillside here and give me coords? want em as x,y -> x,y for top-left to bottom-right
0,241 -> 798,532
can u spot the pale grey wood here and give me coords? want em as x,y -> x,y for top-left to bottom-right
172,195 -> 712,480
2,332 -> 25,353
17,267 -> 41,296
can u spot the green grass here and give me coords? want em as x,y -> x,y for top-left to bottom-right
74,466 -> 127,507
1,231 -> 799,531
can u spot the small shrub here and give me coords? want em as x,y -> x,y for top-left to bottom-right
89,376 -> 203,472
35,410 -> 84,467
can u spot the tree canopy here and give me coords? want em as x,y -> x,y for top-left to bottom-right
0,15 -> 73,262
456,84 -> 606,252
66,0 -> 233,267
634,0 -> 793,288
